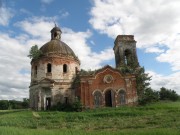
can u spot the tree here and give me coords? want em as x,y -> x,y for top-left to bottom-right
135,67 -> 151,99
118,65 -> 151,98
22,98 -> 29,108
118,59 -> 152,105
159,87 -> 179,101
139,88 -> 159,105
0,100 -> 9,110
9,100 -> 23,109
28,45 -> 42,59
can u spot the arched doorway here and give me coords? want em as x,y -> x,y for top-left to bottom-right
105,90 -> 113,107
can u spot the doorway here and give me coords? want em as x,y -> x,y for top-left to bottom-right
105,90 -> 112,107
46,97 -> 51,110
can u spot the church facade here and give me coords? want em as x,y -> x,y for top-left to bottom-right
29,26 -> 139,110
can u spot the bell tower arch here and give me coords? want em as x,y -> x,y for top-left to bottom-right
113,35 -> 139,68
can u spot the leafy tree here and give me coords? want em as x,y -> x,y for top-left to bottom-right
159,87 -> 179,101
139,88 -> 159,105
9,100 -> 23,109
28,45 -> 42,59
118,64 -> 151,100
22,98 -> 29,108
135,67 -> 151,99
117,56 -> 152,105
0,100 -> 9,110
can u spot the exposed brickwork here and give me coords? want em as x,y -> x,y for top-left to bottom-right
76,66 -> 137,108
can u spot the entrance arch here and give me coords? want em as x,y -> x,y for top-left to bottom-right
105,90 -> 114,107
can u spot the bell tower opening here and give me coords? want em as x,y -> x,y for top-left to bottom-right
124,49 -> 132,66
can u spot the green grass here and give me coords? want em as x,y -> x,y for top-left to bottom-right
0,101 -> 180,135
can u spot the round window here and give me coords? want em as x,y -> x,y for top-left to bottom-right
104,75 -> 113,83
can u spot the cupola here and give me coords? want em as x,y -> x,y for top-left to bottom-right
50,24 -> 62,40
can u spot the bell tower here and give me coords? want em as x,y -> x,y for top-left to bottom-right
113,35 -> 139,68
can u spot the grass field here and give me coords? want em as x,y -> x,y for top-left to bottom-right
0,101 -> 180,135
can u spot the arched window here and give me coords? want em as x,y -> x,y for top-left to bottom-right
63,64 -> 68,73
93,91 -> 102,108
47,63 -> 52,73
119,90 -> 126,105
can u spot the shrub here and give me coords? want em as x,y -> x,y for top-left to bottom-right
28,45 -> 42,59
51,98 -> 82,112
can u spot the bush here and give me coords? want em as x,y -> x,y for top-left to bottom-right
72,99 -> 82,112
51,98 -> 82,112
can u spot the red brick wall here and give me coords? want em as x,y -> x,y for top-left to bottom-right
77,66 -> 137,108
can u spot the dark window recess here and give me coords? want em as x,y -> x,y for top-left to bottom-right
63,64 -> 67,73
46,97 -> 51,110
35,66 -> 37,75
75,67 -> 78,74
47,63 -> 52,73
64,97 -> 68,104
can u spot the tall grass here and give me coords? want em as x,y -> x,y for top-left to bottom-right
0,127 -> 179,135
0,101 -> 180,135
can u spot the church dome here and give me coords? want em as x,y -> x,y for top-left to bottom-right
40,40 -> 78,60
39,25 -> 79,61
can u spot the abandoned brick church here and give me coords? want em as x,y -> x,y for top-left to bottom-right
29,25 -> 139,110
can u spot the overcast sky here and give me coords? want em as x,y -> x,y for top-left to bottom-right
0,0 -> 180,100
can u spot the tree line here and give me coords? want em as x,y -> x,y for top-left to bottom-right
0,98 -> 29,110
139,87 -> 179,105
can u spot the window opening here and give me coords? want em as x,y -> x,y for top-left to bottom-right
64,97 -> 68,104
47,63 -> 52,73
35,66 -> 37,76
63,64 -> 67,73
